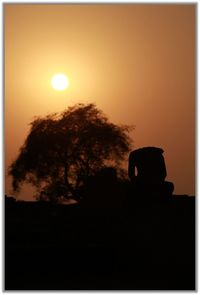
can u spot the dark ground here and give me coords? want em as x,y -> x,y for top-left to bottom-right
5,194 -> 195,290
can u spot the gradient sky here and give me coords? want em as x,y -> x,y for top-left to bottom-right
5,4 -> 195,200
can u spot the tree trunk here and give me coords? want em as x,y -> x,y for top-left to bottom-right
64,164 -> 75,198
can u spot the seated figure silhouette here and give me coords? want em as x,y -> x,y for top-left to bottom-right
128,147 -> 174,199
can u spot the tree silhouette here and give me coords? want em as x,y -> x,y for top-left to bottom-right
9,103 -> 133,202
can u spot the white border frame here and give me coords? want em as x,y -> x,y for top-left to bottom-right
1,1 -> 198,294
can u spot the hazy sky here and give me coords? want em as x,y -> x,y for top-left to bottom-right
5,4 -> 195,200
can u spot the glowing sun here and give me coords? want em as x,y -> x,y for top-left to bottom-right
51,73 -> 69,91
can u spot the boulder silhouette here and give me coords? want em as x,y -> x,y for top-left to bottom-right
128,147 -> 174,199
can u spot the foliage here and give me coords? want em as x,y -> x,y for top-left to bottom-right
9,103 -> 133,202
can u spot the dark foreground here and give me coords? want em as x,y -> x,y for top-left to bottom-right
5,195 -> 195,290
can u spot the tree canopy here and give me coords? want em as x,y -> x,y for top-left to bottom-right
9,103 -> 133,202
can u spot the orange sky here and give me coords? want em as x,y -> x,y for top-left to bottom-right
5,4 -> 195,200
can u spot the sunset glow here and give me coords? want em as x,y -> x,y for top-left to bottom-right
5,4 -> 195,200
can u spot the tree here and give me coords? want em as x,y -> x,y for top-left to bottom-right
9,103 -> 133,202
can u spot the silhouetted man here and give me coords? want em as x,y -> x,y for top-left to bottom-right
128,147 -> 173,197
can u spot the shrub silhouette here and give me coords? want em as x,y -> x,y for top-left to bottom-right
78,166 -> 126,209
9,103 -> 133,202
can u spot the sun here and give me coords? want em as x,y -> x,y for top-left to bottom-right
51,73 -> 69,91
